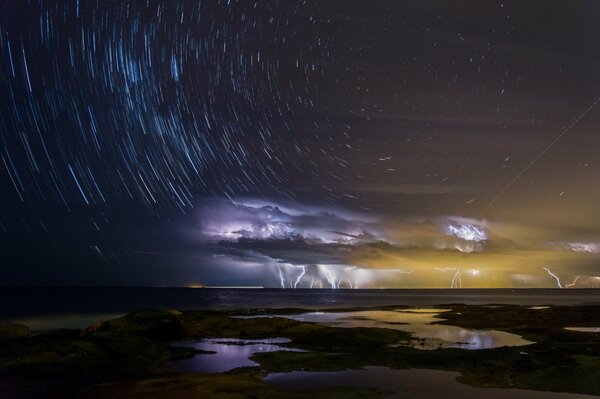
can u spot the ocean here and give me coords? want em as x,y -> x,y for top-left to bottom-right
1,287 -> 599,330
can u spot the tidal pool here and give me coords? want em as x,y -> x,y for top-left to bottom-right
241,308 -> 533,350
169,338 -> 302,373
265,366 -> 598,399
564,327 -> 600,333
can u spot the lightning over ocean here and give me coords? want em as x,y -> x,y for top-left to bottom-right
2,2 -> 600,288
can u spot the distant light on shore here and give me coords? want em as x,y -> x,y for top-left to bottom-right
202,286 -> 265,289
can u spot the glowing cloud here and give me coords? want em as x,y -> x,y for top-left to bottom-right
444,222 -> 488,242
182,198 -> 600,289
197,199 -> 384,244
562,242 -> 600,254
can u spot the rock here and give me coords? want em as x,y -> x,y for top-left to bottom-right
87,309 -> 183,340
0,322 -> 29,340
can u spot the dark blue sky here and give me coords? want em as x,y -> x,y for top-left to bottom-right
2,1 -> 600,287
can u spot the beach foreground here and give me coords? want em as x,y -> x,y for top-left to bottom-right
1,304 -> 600,398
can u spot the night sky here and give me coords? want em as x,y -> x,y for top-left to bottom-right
2,1 -> 600,288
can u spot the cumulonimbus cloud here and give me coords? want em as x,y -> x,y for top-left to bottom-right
182,198 -> 600,288
196,198 -> 385,244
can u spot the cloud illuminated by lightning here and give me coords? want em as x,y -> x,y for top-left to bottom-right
444,222 -> 487,242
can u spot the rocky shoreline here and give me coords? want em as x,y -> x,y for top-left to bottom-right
1,305 -> 599,398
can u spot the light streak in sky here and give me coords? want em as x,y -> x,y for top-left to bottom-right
271,263 -> 416,289
435,267 -> 462,288
565,275 -> 581,288
480,96 -> 600,216
344,266 -> 357,289
320,265 -> 337,289
543,267 -> 562,288
392,268 -> 414,275
293,265 -> 306,288
580,276 -> 600,288
276,264 -> 286,289
542,270 -> 599,288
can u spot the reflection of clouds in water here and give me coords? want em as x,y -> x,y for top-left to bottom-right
432,327 -> 495,349
255,310 -> 533,350
266,366 -> 593,399
170,338 -> 302,373
564,327 -> 600,333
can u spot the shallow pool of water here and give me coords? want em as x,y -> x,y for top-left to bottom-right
169,338 -> 302,373
564,327 -> 600,333
265,366 -> 598,399
241,309 -> 533,350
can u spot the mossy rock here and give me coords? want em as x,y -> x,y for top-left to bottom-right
87,309 -> 184,340
0,322 -> 29,341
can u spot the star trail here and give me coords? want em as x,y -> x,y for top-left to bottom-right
1,1 -> 323,212
1,1 -> 600,287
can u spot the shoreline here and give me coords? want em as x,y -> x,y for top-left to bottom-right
1,303 -> 600,398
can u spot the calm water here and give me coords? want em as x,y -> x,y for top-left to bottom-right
242,309 -> 533,349
169,308 -> 530,375
169,338 -> 303,373
2,287 -> 599,329
265,366 -> 600,399
564,327 -> 600,333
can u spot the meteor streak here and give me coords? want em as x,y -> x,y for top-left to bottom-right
480,97 -> 600,216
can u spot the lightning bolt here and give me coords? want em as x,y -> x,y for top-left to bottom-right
320,265 -> 337,289
276,264 -> 286,288
273,263 -> 417,289
565,275 -> 581,288
435,267 -> 462,288
543,267 -> 562,288
392,268 -> 414,275
581,276 -> 600,288
293,265 -> 306,288
347,266 -> 357,289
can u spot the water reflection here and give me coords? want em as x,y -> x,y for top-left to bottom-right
265,366 -> 595,399
564,327 -> 600,333
247,309 -> 533,350
169,338 -> 303,373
